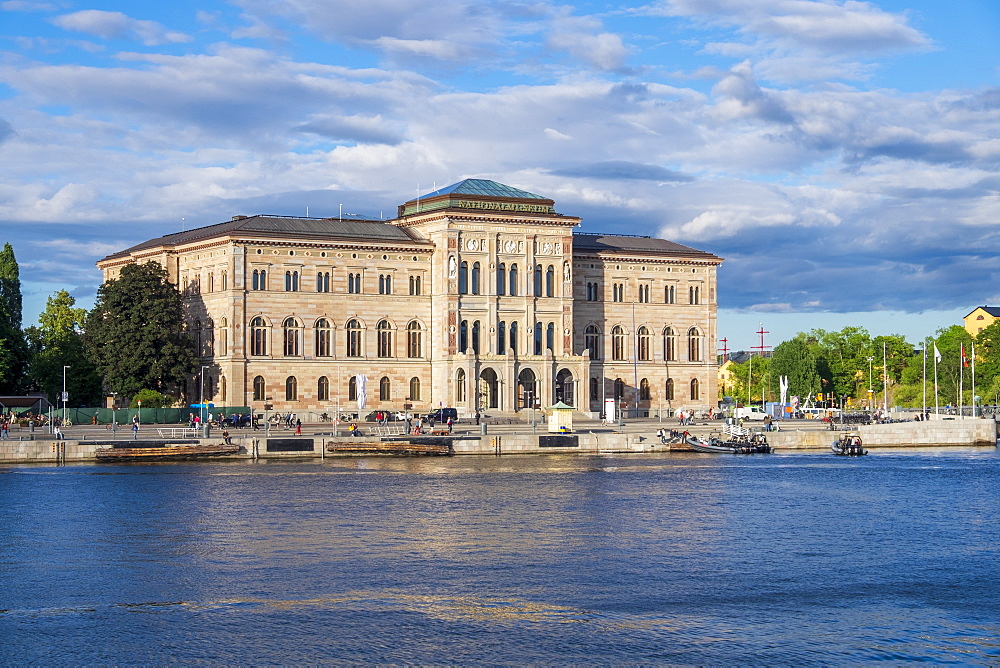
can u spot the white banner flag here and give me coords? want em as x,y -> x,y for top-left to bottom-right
356,374 -> 368,411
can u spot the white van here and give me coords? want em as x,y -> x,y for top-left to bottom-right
734,406 -> 768,421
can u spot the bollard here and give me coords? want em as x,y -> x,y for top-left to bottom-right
202,424 -> 211,438
481,422 -> 487,435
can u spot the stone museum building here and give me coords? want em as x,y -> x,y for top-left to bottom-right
97,180 -> 723,417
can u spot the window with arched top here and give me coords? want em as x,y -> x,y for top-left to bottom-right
509,264 -> 518,296
409,376 -> 421,401
546,322 -> 554,352
534,264 -> 542,296
638,326 -> 650,361
666,378 -> 674,400
533,322 -> 542,355
612,326 -> 626,361
283,317 -> 300,356
285,376 -> 297,401
471,262 -> 480,295
690,378 -> 700,400
590,377 -> 600,401
663,327 -> 676,361
285,270 -> 299,292
347,319 -> 362,357
688,327 -> 702,362
472,321 -> 480,355
509,321 -> 518,355
219,318 -> 228,356
546,265 -> 554,297
459,261 -> 469,294
377,320 -> 392,358
250,317 -> 267,356
460,320 -> 469,353
407,321 -> 422,358
640,378 -> 650,400
193,319 -> 202,356
614,378 -> 625,400
496,263 -> 506,296
253,375 -> 265,401
348,375 -> 357,401
585,325 -> 600,360
318,376 -> 330,402
497,321 -> 506,354
379,376 -> 390,401
456,369 -> 466,403
315,318 -> 331,357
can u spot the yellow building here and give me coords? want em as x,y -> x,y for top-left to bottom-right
97,179 -> 723,417
964,306 -> 1000,337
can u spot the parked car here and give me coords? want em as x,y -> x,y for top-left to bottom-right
425,407 -> 459,423
221,413 -> 253,428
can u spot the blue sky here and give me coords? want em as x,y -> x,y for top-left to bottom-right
1,0 -> 998,351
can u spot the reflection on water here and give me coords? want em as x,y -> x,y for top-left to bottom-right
2,450 -> 999,664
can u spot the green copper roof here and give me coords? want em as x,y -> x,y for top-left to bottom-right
421,179 -> 547,200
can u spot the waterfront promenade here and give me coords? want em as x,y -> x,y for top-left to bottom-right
2,413 -> 995,463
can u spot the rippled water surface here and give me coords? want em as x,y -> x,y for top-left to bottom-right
2,449 -> 999,665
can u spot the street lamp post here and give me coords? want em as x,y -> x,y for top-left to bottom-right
867,356 -> 873,410
200,366 -> 209,427
62,365 -> 71,425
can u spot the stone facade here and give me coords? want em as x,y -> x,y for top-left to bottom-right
97,180 -> 723,417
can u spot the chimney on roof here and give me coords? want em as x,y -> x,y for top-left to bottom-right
232,215 -> 248,221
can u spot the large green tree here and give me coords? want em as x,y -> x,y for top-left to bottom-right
0,242 -> 28,393
84,262 -> 197,399
768,336 -> 821,400
26,290 -> 103,406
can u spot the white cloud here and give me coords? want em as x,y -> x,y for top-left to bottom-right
51,10 -> 192,46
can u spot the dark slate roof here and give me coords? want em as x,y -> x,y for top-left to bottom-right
572,233 -> 721,261
419,179 -> 547,200
966,306 -> 1000,318
101,215 -> 428,261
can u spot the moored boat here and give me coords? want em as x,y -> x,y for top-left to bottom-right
326,441 -> 452,456
685,432 -> 771,454
832,433 -> 867,456
96,443 -> 241,460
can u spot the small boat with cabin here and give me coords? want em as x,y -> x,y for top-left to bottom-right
832,433 -> 867,456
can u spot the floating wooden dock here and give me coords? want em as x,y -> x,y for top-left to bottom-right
326,441 -> 452,456
95,443 -> 241,460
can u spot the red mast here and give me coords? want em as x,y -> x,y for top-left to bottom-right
718,337 -> 730,363
751,323 -> 770,357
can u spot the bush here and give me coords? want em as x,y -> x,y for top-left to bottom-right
129,389 -> 175,409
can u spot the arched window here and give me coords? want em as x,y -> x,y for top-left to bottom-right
459,261 -> 468,294
377,320 -> 392,358
533,321 -> 542,355
614,378 -> 625,400
348,375 -> 357,401
590,377 -> 600,401
409,275 -> 422,295
690,285 -> 701,305
585,325 -> 600,360
285,270 -> 299,291
205,318 -> 214,355
666,378 -> 675,400
318,376 -> 330,402
409,377 -> 421,401
219,317 -> 228,356
663,327 -> 676,361
496,263 -> 506,296
379,274 -> 392,295
509,264 -> 518,296
193,319 -> 202,356
253,375 -> 265,401
221,271 -> 228,291
471,262 -> 480,295
317,271 -> 330,292
220,376 -> 227,402
379,376 -> 390,401
315,318 -> 331,357
250,317 -> 267,356
252,269 -> 266,290
688,327 -> 702,362
208,273 -> 214,293
640,378 -> 650,400
283,317 -> 300,356
347,319 -> 362,357
285,376 -> 297,401
348,272 -> 361,294
546,322 -> 554,352
497,321 -> 506,354
472,321 -> 481,354
509,321 -> 518,355
459,320 -> 469,353
665,284 -> 676,304
638,326 -> 650,361
407,321 -> 422,358
546,265 -> 554,297
457,369 -> 466,403
534,264 -> 542,296
612,326 -> 626,361
690,378 -> 700,400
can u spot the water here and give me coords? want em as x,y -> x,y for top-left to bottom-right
2,449 -> 999,665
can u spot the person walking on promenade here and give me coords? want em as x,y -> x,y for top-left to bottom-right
295,418 -> 302,435
1,419 -> 8,440
132,420 -> 139,439
446,416 -> 453,434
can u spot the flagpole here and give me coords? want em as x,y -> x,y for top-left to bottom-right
972,341 -> 976,418
882,341 -> 888,415
959,344 -> 964,419
922,339 -> 927,417
933,341 -> 940,418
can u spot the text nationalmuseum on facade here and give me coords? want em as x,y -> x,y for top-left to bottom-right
98,180 -> 722,416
